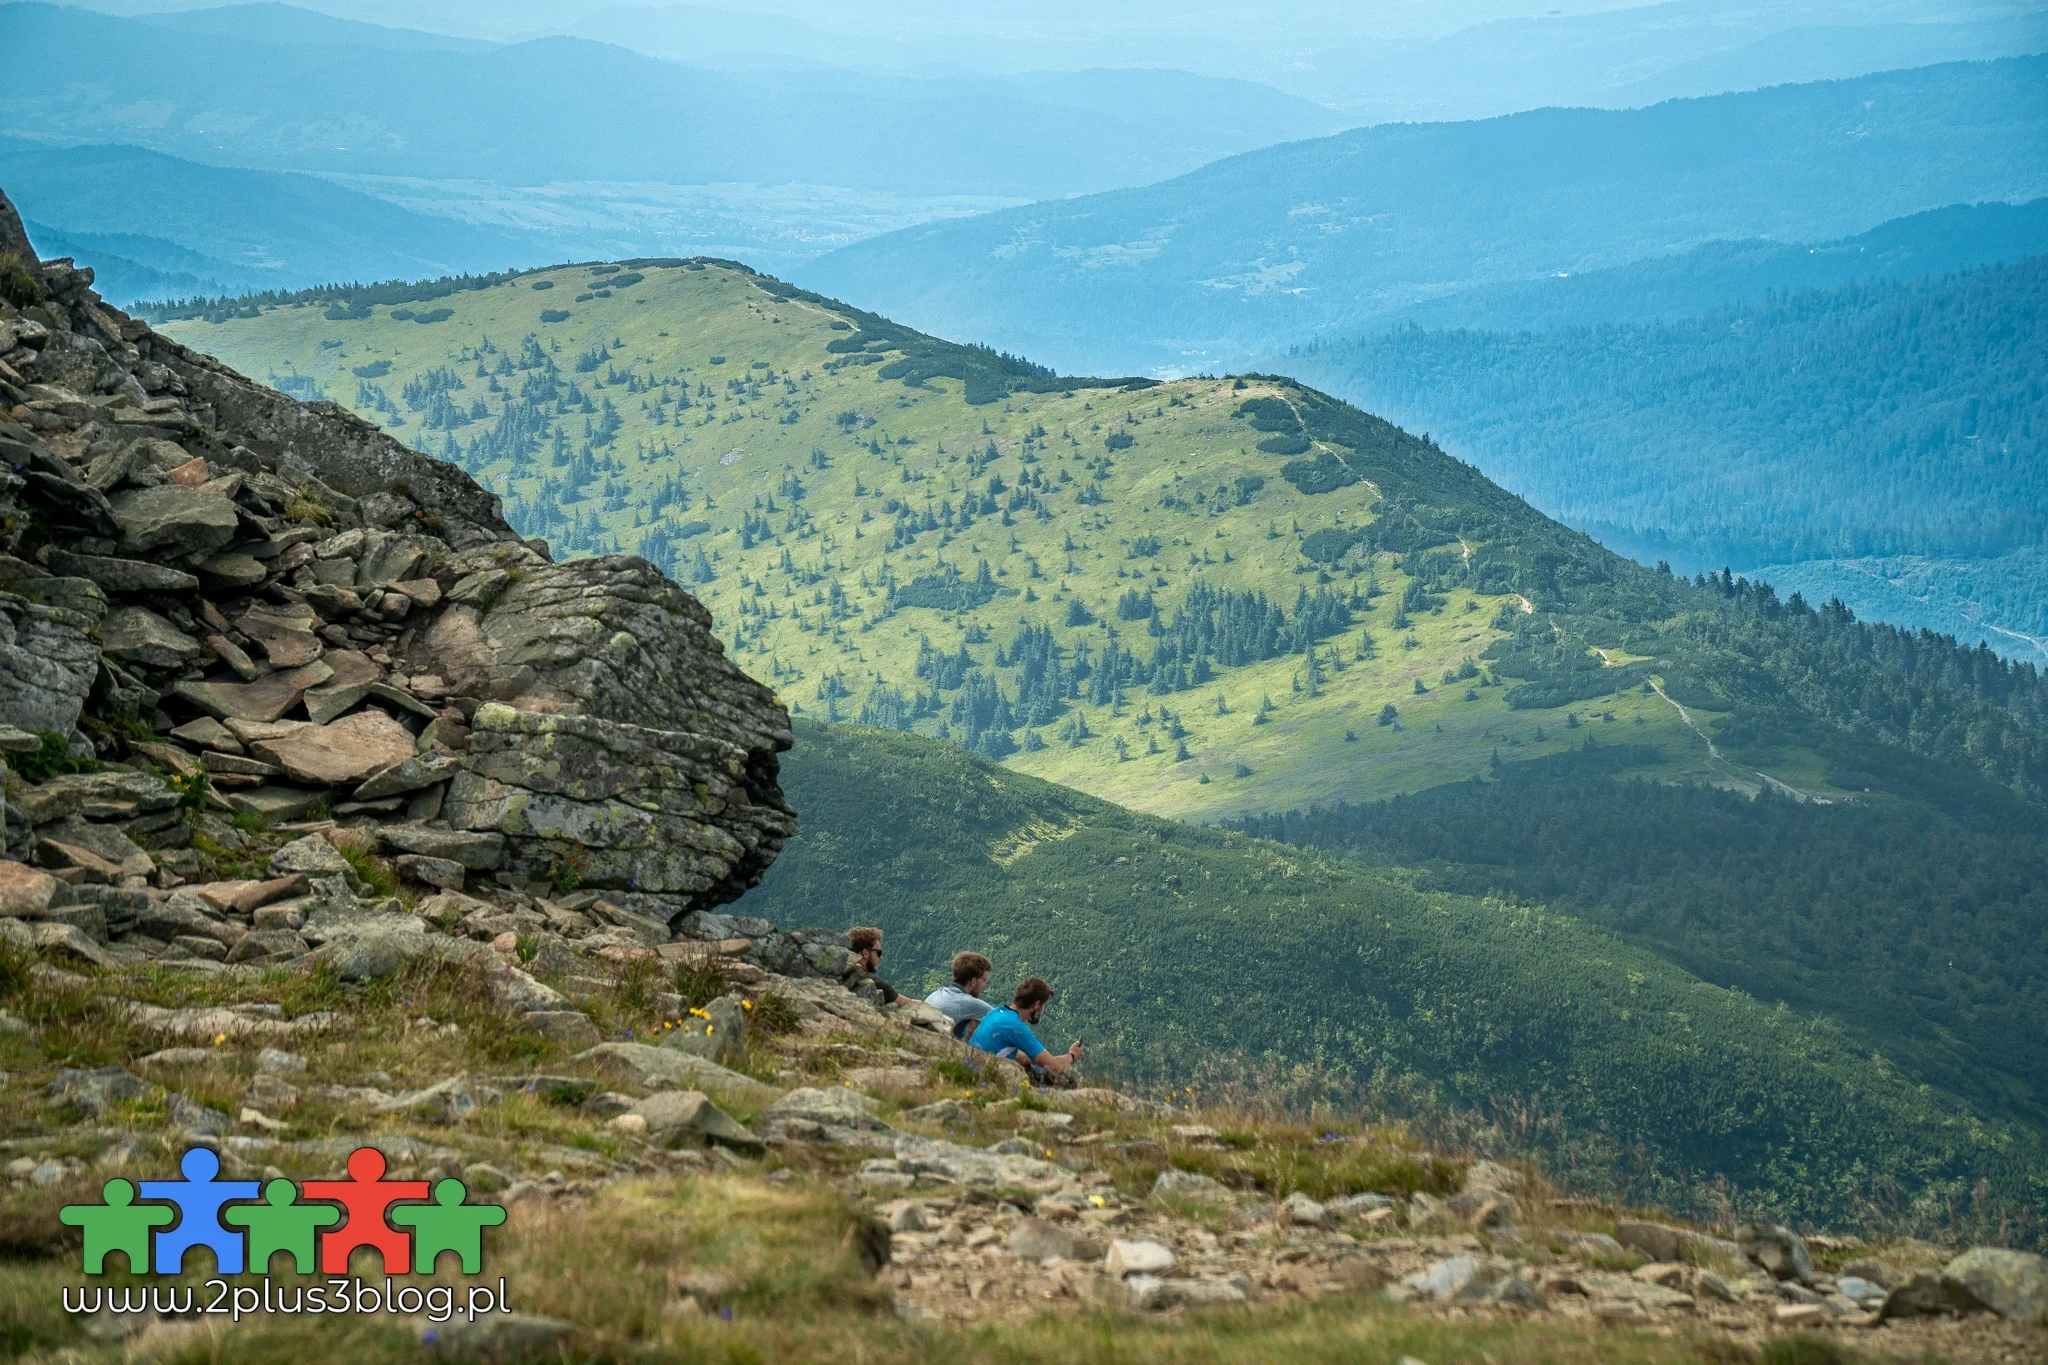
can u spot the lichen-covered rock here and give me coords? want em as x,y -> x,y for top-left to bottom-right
0,183 -> 793,955
444,703 -> 794,908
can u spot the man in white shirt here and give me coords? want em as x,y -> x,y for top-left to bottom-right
924,951 -> 995,1039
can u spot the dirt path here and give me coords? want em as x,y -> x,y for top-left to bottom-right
1644,676 -> 1820,802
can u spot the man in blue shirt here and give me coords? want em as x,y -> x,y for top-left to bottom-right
968,977 -> 1082,1084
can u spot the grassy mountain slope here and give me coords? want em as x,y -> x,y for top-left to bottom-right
0,3 -> 1348,200
797,57 -> 2048,373
162,257 -> 2048,823
738,720 -> 2047,1240
0,139 -> 541,299
1280,256 -> 2048,656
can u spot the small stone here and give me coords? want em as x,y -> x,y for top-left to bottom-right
630,1090 -> 761,1152
524,1011 -> 601,1048
373,1074 -> 481,1124
1106,1239 -> 1176,1278
611,1113 -> 648,1134
1463,1159 -> 1522,1193
269,835 -> 352,879
245,1073 -> 301,1112
1008,1217 -> 1102,1263
1279,1191 -> 1332,1228
395,854 -> 465,890
1151,1169 -> 1230,1203
1128,1276 -> 1247,1310
255,1048 -> 307,1074
425,1313 -> 576,1362
1775,1304 -> 1829,1326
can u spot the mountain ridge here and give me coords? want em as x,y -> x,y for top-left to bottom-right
799,55 -> 2048,374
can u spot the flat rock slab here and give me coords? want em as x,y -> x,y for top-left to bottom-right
108,484 -> 239,558
224,785 -> 331,823
100,605 -> 203,669
378,824 -> 505,870
174,661 -> 334,722
236,603 -> 324,668
45,550 -> 199,593
252,709 -> 416,786
570,1042 -> 775,1102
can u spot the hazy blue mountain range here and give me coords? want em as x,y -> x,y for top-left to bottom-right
800,57 -> 2048,375
1282,256 -> 2048,660
97,0 -> 2040,120
0,138 -> 549,298
0,4 -> 1351,200
1351,197 -> 2048,333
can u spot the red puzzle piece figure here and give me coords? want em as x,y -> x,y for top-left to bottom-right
302,1146 -> 429,1275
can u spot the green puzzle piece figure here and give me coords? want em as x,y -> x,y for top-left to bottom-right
390,1178 -> 506,1274
60,1178 -> 175,1274
224,1179 -> 342,1274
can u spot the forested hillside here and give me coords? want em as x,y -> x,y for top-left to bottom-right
1365,197 -> 2048,334
1235,742 -> 2048,1137
1284,257 -> 2048,655
799,57 -> 2048,373
740,720 -> 2048,1242
159,256 -> 2048,822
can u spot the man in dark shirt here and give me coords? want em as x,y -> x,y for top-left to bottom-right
848,926 -> 901,1007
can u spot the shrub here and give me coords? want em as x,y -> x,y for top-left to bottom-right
747,988 -> 802,1036
672,951 -> 731,1010
539,309 -> 571,323
0,252 -> 43,307
8,732 -> 96,782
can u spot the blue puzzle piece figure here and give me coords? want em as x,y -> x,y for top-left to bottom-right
139,1147 -> 259,1274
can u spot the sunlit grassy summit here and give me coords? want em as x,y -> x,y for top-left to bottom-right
161,260 -> 1836,822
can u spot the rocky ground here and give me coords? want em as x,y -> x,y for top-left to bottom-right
0,191 -> 2043,1363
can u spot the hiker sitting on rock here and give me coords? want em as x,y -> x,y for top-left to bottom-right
847,926 -> 902,1007
968,977 -> 1082,1087
924,951 -> 995,1040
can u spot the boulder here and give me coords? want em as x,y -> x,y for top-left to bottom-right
98,605 -> 202,669
629,1089 -> 760,1152
660,993 -> 746,1068
1737,1224 -> 1814,1283
442,703 -> 792,905
47,1067 -> 157,1117
1940,1247 -> 2048,1321
108,484 -> 240,558
1881,1272 -> 1985,1319
251,710 -> 416,787
0,860 -> 59,918
0,590 -> 102,735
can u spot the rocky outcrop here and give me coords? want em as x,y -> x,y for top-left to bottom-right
0,185 -> 793,929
